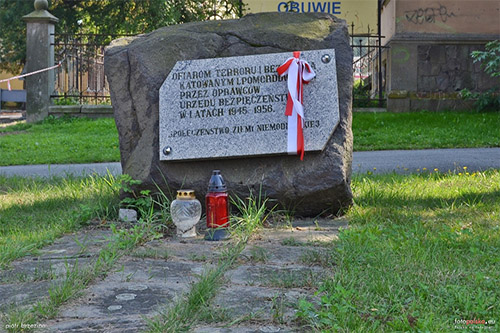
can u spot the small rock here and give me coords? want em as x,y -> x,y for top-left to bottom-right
107,305 -> 123,311
119,209 -> 137,222
115,293 -> 136,301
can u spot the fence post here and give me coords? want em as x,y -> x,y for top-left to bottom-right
22,0 -> 58,123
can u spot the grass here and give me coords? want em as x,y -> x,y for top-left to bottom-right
297,170 -> 500,331
353,111 -> 500,151
0,116 -> 119,166
1,168 -> 499,331
0,111 -> 498,167
0,175 -> 119,268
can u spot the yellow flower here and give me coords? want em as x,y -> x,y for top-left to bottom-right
434,168 -> 439,172
463,166 -> 468,170
423,167 -> 427,171
459,173 -> 462,176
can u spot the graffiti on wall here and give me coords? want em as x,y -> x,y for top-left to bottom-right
405,5 -> 455,24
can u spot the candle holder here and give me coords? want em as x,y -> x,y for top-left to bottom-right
205,170 -> 230,241
170,189 -> 201,238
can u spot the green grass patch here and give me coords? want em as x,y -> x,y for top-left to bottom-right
297,170 -> 500,331
0,175 -> 119,267
353,111 -> 500,151
0,116 -> 119,166
0,111 -> 499,167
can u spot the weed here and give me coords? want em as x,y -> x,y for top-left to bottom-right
270,293 -> 286,324
299,249 -> 334,268
188,253 -> 208,262
230,186 -> 276,241
247,246 -> 268,263
265,270 -> 320,289
281,237 -> 304,247
132,248 -> 169,260
146,265 -> 228,332
73,234 -> 89,256
196,305 -> 230,324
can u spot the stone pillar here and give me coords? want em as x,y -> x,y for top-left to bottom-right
22,0 -> 58,123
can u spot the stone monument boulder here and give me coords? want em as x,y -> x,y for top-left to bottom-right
105,12 -> 353,216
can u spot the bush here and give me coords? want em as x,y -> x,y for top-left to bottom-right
461,40 -> 500,111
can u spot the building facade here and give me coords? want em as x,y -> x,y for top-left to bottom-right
380,0 -> 499,111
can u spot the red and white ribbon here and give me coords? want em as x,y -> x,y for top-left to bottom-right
277,51 -> 315,160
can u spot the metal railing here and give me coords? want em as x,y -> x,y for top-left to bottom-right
51,33 -> 135,105
350,22 -> 387,108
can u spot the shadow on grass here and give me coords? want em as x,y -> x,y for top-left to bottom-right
0,176 -> 119,267
354,188 -> 500,211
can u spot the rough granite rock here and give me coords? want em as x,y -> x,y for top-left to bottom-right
104,12 -> 353,216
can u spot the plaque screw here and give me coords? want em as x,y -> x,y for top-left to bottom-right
163,146 -> 172,155
321,54 -> 331,63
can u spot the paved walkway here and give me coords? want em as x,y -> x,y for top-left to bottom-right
0,218 -> 345,332
0,148 -> 499,178
352,147 -> 500,175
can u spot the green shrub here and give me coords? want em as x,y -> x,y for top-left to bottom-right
461,40 -> 500,111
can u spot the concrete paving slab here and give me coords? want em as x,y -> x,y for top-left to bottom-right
0,230 -> 111,285
0,258 -> 92,284
0,281 -> 55,311
51,257 -> 207,322
225,264 -> 326,289
254,227 -> 340,244
140,237 -> 227,263
36,229 -> 112,260
212,285 -> 308,323
0,230 -> 113,316
240,244 -> 323,266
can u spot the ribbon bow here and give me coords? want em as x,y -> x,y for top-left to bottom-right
277,51 -> 315,160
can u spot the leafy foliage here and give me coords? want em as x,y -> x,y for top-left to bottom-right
461,40 -> 500,111
0,0 -> 243,72
0,0 -> 32,72
471,40 -> 500,78
353,79 -> 383,108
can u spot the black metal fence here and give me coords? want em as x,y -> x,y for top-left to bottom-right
52,26 -> 386,107
350,22 -> 386,108
51,33 -> 134,105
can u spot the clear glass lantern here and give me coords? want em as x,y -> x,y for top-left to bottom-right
170,189 -> 202,238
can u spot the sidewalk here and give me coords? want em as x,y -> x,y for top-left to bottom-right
352,147 -> 500,175
0,148 -> 499,178
0,218 -> 345,332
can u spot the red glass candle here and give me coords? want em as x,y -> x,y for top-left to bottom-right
205,170 -> 229,231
